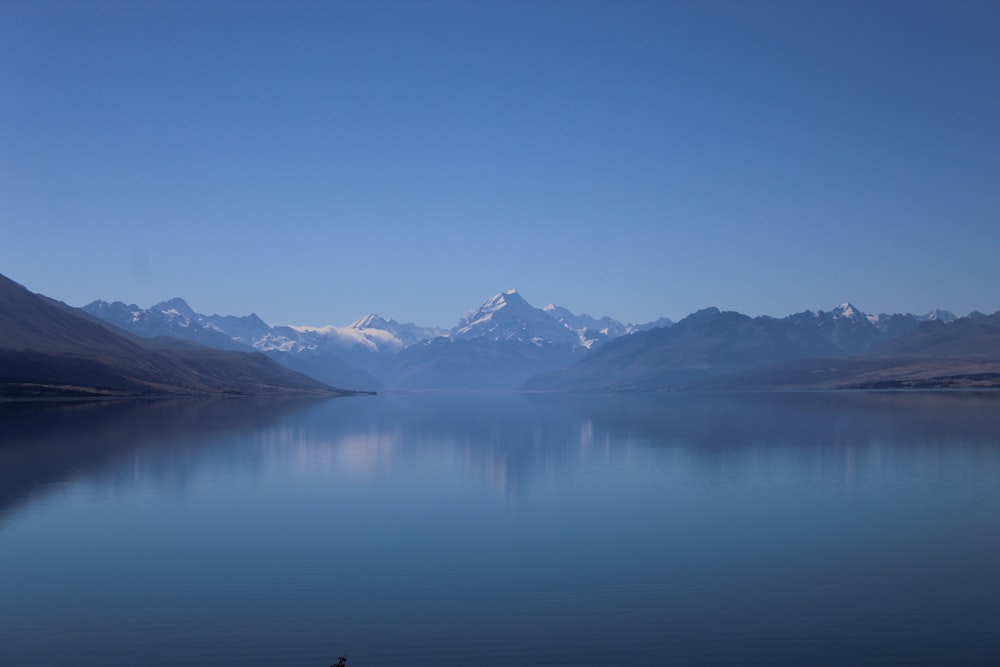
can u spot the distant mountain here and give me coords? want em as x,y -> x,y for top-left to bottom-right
866,308 -> 958,338
367,291 -> 591,390
349,314 -> 448,347
1,273 -> 344,399
84,298 -> 256,351
786,302 -> 884,355
82,299 -> 441,392
874,312 -> 1000,358
371,290 -> 663,389
261,320 -> 434,356
542,303 -> 629,347
452,290 -> 581,346
80,287 -> 985,393
448,289 -> 661,351
525,306 -> 844,391
922,309 -> 958,323
83,298 -> 439,358
523,303 -> 990,392
82,288 -> 648,391
540,303 -> 673,348
693,313 -> 1000,391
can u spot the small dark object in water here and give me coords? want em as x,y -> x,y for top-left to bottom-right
330,657 -> 347,667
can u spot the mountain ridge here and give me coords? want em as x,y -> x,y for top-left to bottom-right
0,273 -> 352,399
81,289 -> 655,390
74,283 -> 993,393
525,307 -> 1000,392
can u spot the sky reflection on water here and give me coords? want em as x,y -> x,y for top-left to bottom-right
2,391 -> 1000,666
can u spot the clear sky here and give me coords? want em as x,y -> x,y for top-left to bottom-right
2,0 -> 998,327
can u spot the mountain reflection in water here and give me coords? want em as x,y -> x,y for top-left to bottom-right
2,391 -> 1000,666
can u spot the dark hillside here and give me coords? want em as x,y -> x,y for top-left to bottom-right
0,273 -> 347,398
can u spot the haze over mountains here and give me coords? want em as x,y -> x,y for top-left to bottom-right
79,284 -> 1000,393
2,268 -> 996,398
83,289 -> 659,391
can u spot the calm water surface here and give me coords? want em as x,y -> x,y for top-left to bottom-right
1,391 -> 999,666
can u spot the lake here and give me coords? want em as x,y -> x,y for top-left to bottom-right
2,391 -> 1000,666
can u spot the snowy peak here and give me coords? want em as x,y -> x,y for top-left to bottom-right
542,303 -> 634,347
152,297 -> 197,320
804,302 -> 881,354
349,313 -> 390,330
790,303 -> 870,325
343,313 -> 446,348
455,290 -> 527,330
83,297 -> 249,350
923,309 -> 957,323
459,293 -> 669,348
472,290 -> 525,316
832,302 -> 864,320
453,290 -> 579,345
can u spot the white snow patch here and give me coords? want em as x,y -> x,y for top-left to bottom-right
285,323 -> 404,352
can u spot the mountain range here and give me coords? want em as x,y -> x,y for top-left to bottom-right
79,286 -> 1000,393
83,288 -> 666,391
6,269 -> 998,396
526,304 -> 1000,391
0,273 -> 346,399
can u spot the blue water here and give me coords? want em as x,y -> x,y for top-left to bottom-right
1,391 -> 999,666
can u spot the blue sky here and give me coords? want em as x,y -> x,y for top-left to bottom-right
2,0 -> 998,327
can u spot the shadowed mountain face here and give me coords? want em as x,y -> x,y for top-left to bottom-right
874,313 -> 1000,358
525,306 -> 1000,392
0,274 -> 147,354
684,314 -> 1000,391
0,273 -> 344,398
523,307 -> 846,391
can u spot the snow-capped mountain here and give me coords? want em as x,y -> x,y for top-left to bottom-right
85,289 -> 657,363
922,309 -> 958,323
543,304 -> 628,336
378,290 -> 663,389
253,315 -> 446,358
542,303 -> 629,348
867,308 -> 958,338
349,314 -> 448,347
83,298 -> 253,351
85,298 -> 439,358
276,323 -> 407,354
449,289 -> 654,349
83,299 -> 442,391
83,290 -> 972,393
527,304 -> 1000,392
0,273 -> 338,398
786,302 -> 885,355
452,290 -> 581,346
